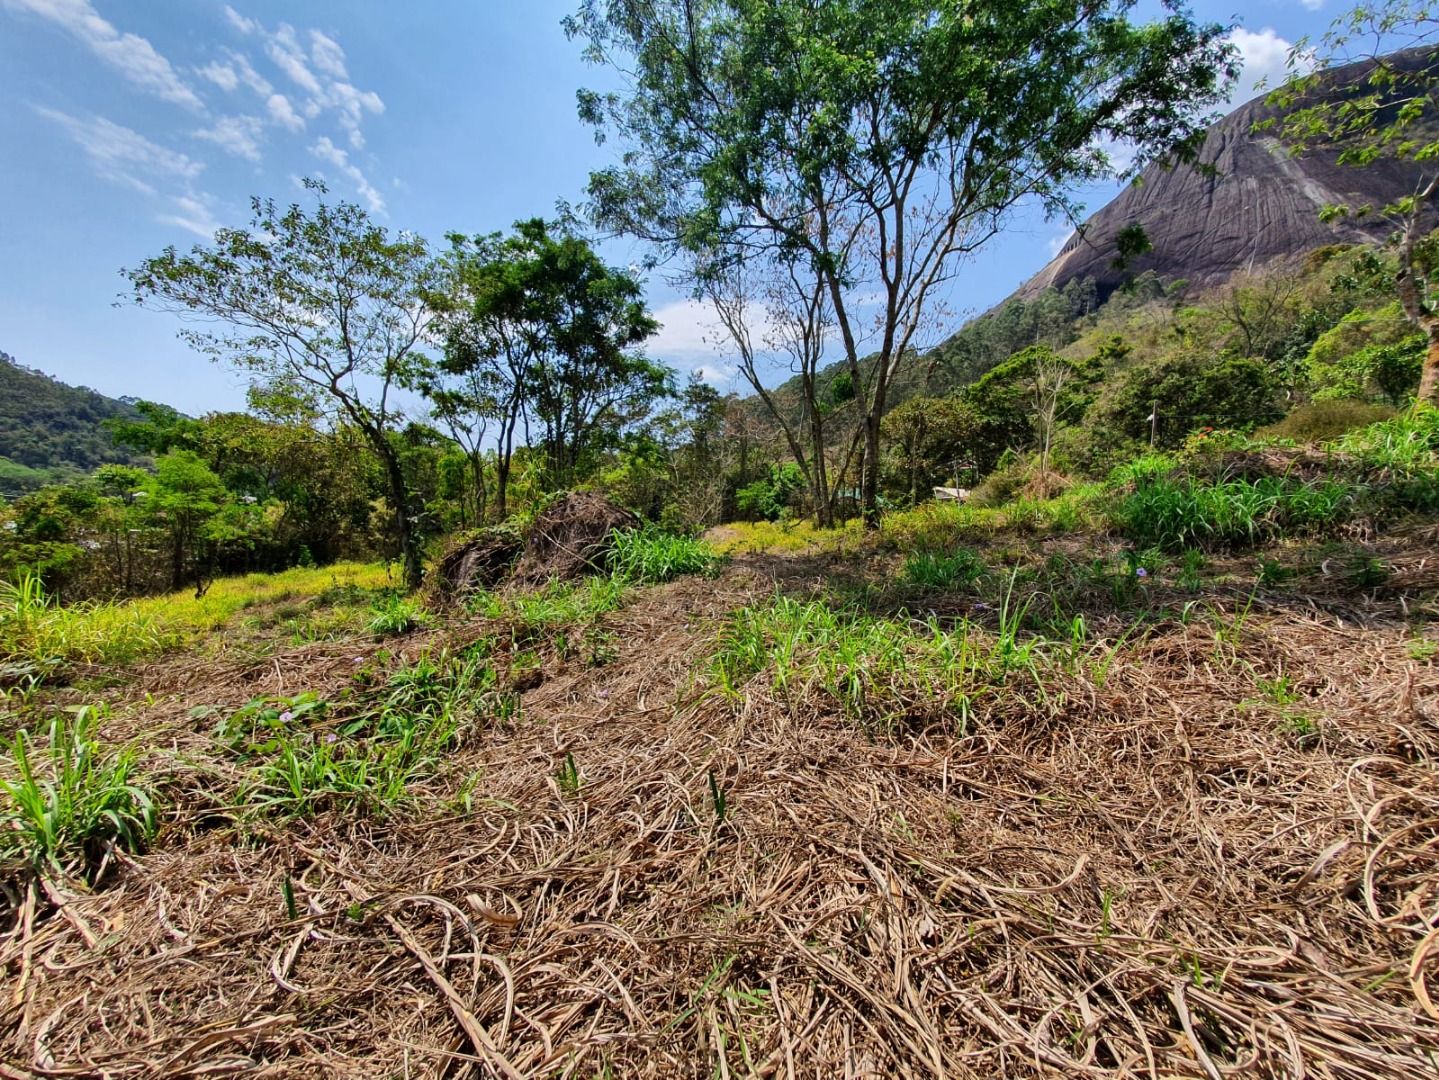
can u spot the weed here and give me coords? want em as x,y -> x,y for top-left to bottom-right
1278,714 -> 1321,748
557,752 -> 582,795
216,692 -> 326,755
707,769 -> 728,823
1406,637 -> 1438,661
1256,556 -> 1293,587
0,705 -> 157,879
1255,673 -> 1300,706
1117,476 -> 1352,551
608,525 -> 718,584
1177,549 -> 1207,592
1344,553 -> 1389,589
901,547 -> 986,589
367,594 -> 428,636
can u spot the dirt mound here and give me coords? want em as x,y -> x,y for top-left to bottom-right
430,527 -> 523,599
510,491 -> 639,586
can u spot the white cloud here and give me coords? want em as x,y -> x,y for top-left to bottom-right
222,4 -> 257,36
157,193 -> 221,239
1228,28 -> 1316,104
215,14 -> 384,147
36,106 -> 203,193
266,92 -> 304,132
193,114 -> 264,161
197,60 -> 239,92
36,106 -> 217,237
3,0 -> 204,109
266,23 -> 322,95
694,363 -> 737,386
310,135 -> 384,212
1047,226 -> 1075,258
1298,0 -> 1324,10
309,30 -> 348,79
649,299 -> 734,360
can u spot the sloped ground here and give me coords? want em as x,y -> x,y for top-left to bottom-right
3,547 -> 1438,1078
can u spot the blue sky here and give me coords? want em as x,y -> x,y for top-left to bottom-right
1,0 -> 1336,414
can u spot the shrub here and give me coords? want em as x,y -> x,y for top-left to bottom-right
1258,400 -> 1395,443
735,463 -> 805,521
0,706 -> 157,879
608,525 -> 718,584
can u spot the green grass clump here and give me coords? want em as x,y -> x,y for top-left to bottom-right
367,593 -> 429,636
901,547 -> 986,589
609,525 -> 719,584
475,576 -> 625,631
708,591 -> 1046,731
0,705 -> 157,880
232,647 -> 504,819
1117,476 -> 1352,551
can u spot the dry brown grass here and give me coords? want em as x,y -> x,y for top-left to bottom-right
2,552 -> 1437,1078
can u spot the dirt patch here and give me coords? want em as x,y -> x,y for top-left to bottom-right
509,491 -> 638,586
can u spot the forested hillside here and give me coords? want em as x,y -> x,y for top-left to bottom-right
0,352 -> 145,493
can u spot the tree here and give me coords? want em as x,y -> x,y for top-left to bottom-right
707,259 -> 863,527
123,180 -> 438,589
881,395 -> 977,503
1270,3 -> 1439,403
430,219 -> 666,510
568,0 -> 1237,524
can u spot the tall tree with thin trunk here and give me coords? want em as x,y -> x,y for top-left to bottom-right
567,0 -> 1237,524
124,181 -> 437,588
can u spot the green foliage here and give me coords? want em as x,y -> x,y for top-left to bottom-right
608,525 -> 718,584
1117,476 -> 1352,551
214,692 -> 327,755
124,180 -> 440,589
572,0 -> 1237,522
0,706 -> 157,880
735,463 -> 805,522
0,352 -> 146,485
1305,306 -> 1421,405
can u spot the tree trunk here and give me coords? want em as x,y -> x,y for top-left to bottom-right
495,453 -> 510,521
376,441 -> 423,591
861,412 -> 882,528
1421,327 -> 1439,406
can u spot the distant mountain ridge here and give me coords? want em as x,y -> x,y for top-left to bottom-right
0,351 -> 146,493
1012,47 -> 1438,303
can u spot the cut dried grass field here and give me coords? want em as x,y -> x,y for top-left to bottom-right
2,539 -> 1438,1078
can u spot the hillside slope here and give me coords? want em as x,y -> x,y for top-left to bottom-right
1015,47 -> 1436,302
0,351 -> 145,492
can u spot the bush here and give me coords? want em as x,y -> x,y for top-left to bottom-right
1117,476 -> 1352,551
1258,400 -> 1395,443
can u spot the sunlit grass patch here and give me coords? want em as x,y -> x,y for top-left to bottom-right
708,589 -> 1051,732
705,519 -> 863,556
0,562 -> 392,671
473,576 -> 626,631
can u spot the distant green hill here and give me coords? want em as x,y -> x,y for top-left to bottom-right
0,351 -> 147,494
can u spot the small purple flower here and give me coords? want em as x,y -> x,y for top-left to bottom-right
278,710 -> 294,723
597,689 -> 610,700
352,656 -> 365,664
324,733 -> 338,744
1135,567 -> 1149,579
972,602 -> 991,613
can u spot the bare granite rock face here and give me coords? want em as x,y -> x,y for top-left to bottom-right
1016,48 -> 1437,303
